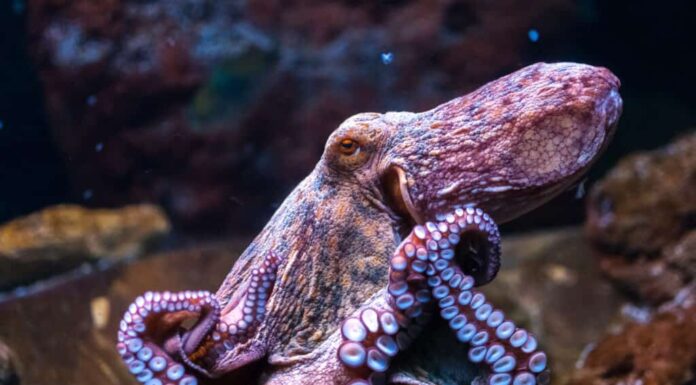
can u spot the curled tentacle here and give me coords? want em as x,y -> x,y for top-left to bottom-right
337,207 -> 549,385
117,252 -> 279,384
422,208 -> 550,385
117,291 -> 212,385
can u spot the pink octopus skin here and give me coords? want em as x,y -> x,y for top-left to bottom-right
116,62 -> 622,385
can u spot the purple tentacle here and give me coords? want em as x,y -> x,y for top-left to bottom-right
421,208 -> 550,385
117,290 -> 212,385
116,252 -> 279,384
337,207 -> 549,385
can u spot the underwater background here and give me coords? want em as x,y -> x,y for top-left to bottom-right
0,0 -> 694,233
0,1 -> 695,385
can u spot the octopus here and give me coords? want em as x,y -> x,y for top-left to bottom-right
116,62 -> 622,385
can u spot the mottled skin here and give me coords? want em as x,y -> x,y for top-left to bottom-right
118,62 -> 622,385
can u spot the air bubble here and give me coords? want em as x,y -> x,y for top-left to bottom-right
381,52 -> 394,65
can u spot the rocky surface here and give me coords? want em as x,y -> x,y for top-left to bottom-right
586,132 -> 696,305
576,132 -> 696,385
568,289 -> 696,385
0,227 -> 623,385
0,204 -> 170,289
26,0 -> 576,232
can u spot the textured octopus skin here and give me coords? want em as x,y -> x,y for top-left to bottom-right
117,62 -> 622,385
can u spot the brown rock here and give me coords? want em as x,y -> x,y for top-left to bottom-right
568,299 -> 696,385
0,204 -> 170,289
26,0 -> 577,232
586,132 -> 696,304
595,256 -> 686,305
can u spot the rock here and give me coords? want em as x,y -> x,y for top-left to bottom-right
586,132 -> 696,304
0,204 -> 170,289
571,133 -> 696,384
0,341 -> 19,385
568,293 -> 696,385
593,256 -> 686,305
0,228 -> 624,385
26,0 -> 577,232
664,230 -> 696,280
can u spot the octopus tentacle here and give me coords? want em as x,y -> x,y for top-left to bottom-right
338,207 -> 549,385
338,307 -> 432,385
117,290 -> 213,385
434,265 -> 549,385
422,208 -> 550,385
186,252 -> 279,369
337,222 -> 436,384
116,252 -> 279,383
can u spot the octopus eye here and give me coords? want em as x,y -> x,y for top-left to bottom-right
339,138 -> 360,155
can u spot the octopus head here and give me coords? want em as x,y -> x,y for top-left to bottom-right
322,62 -> 622,285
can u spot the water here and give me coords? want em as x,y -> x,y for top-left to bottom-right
0,2 -> 694,385
12,0 -> 24,14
